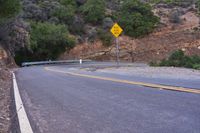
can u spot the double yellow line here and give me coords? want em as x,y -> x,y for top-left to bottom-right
45,67 -> 200,94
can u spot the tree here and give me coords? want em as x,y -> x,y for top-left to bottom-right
118,0 -> 159,38
29,22 -> 75,61
0,0 -> 21,41
0,0 -> 21,24
81,0 -> 105,24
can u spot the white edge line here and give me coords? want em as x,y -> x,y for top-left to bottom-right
12,72 -> 33,133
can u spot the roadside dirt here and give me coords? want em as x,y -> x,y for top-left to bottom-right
0,47 -> 15,133
0,68 -> 12,133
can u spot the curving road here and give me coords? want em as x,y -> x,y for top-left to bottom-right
15,62 -> 200,133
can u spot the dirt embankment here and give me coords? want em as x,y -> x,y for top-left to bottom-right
0,46 -> 15,133
61,9 -> 200,62
0,68 -> 12,133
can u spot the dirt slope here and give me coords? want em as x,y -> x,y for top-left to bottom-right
61,9 -> 200,62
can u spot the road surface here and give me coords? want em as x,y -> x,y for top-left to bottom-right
15,62 -> 200,133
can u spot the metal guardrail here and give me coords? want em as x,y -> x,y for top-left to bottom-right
21,60 -> 92,67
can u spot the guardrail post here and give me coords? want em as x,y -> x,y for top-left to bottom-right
80,59 -> 82,64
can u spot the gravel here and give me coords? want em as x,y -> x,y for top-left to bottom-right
97,66 -> 200,80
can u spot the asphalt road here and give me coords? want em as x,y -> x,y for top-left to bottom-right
15,62 -> 200,133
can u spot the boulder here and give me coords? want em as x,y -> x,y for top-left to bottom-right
103,17 -> 114,29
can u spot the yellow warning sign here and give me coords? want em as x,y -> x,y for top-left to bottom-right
110,23 -> 123,38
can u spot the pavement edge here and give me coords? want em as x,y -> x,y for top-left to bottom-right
12,72 -> 33,133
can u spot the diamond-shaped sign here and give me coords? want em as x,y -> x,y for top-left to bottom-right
110,23 -> 123,38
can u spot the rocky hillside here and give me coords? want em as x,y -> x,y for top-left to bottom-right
61,1 -> 200,62
0,0 -> 200,65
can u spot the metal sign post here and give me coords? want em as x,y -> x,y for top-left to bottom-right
110,23 -> 123,66
116,38 -> 120,66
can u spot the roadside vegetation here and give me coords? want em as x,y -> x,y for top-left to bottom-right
118,0 -> 159,38
15,22 -> 75,65
0,0 -> 21,41
12,0 -> 160,64
81,0 -> 106,24
150,50 -> 200,70
0,0 -> 21,24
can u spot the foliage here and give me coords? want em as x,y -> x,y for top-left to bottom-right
193,64 -> 200,70
98,29 -> 113,47
60,0 -> 77,7
197,0 -> 200,14
81,0 -> 106,24
15,22 -> 75,65
52,5 -> 75,25
150,50 -> 200,70
118,0 -> 159,38
0,0 -> 21,24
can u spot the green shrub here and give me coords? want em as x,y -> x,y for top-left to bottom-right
53,5 -> 75,25
60,0 -> 77,7
15,22 -> 75,65
81,0 -> 105,24
149,61 -> 159,66
0,0 -> 21,24
150,50 -> 200,70
193,64 -> 200,70
98,29 -> 113,47
118,0 -> 159,38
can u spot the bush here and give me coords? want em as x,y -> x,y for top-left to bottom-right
52,5 -> 75,25
0,0 -> 21,24
193,64 -> 200,70
81,0 -> 105,24
150,50 -> 200,70
98,29 -> 113,47
60,0 -> 77,7
69,16 -> 85,35
15,22 -> 75,65
118,0 -> 159,38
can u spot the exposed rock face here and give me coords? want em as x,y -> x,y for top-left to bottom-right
0,45 -> 15,67
0,47 -> 7,59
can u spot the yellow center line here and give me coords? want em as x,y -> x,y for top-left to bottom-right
44,67 -> 200,94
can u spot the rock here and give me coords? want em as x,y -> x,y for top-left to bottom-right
76,35 -> 84,43
169,10 -> 182,24
103,17 -> 114,29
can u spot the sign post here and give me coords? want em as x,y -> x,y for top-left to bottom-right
110,23 -> 123,66
116,38 -> 120,65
